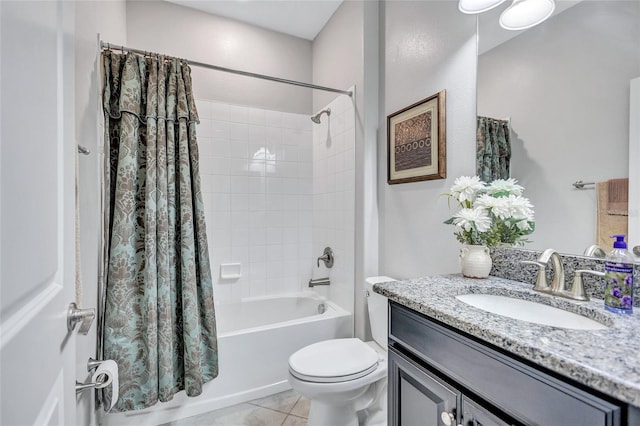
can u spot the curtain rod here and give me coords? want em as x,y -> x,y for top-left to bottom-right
101,42 -> 353,97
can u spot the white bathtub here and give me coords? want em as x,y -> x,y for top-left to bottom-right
103,293 -> 352,426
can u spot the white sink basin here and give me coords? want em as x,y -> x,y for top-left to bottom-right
456,294 -> 608,330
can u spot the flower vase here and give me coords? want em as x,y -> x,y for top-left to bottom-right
460,244 -> 492,278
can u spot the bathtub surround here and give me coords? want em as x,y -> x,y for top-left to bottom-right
196,99 -> 314,302
312,93 -> 356,313
102,51 -> 217,412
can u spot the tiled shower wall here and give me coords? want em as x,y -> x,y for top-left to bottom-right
195,99 -> 314,303
312,94 -> 356,313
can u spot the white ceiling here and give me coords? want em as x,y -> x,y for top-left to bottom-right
165,0 -> 343,41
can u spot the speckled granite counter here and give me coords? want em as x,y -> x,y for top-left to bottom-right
374,275 -> 640,407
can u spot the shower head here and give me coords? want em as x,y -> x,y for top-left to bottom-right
310,108 -> 331,124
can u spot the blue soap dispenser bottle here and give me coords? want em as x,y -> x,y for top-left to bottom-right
604,234 -> 635,314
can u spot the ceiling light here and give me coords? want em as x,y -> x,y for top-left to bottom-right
499,0 -> 556,31
458,0 -> 508,14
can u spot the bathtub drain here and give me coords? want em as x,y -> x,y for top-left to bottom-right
317,303 -> 327,314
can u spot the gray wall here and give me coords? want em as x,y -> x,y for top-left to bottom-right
478,1 -> 640,254
74,3 -> 127,425
379,1 -> 478,279
126,0 -> 313,114
312,1 -> 379,340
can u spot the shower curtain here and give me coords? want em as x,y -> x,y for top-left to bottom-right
102,51 -> 218,412
476,116 -> 511,182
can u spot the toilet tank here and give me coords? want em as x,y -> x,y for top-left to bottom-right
365,276 -> 396,350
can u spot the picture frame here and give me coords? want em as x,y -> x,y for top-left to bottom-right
387,90 -> 446,184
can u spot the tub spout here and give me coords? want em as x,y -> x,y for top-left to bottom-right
309,277 -> 330,287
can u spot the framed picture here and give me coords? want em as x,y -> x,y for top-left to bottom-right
387,90 -> 446,184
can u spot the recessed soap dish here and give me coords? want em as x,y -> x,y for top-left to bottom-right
220,263 -> 242,280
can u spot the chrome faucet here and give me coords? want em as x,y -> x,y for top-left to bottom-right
317,247 -> 334,268
521,248 -> 588,299
521,248 -> 564,293
569,270 -> 605,301
540,249 -> 565,293
522,249 -> 606,301
309,277 -> 330,287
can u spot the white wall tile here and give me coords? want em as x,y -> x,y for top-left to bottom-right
249,228 -> 266,246
210,120 -> 229,139
265,110 -> 282,128
229,105 -> 249,123
210,102 -> 230,122
195,99 -> 212,120
230,176 -> 249,194
198,99 -> 316,299
229,122 -> 249,141
248,107 -> 265,126
230,141 -> 249,159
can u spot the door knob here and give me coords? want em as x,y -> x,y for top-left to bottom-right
67,302 -> 95,335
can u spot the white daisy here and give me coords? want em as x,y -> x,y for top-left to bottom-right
450,176 -> 486,204
486,178 -> 524,196
475,194 -> 510,219
507,195 -> 534,220
515,219 -> 533,231
453,207 -> 492,233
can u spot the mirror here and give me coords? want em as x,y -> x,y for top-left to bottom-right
477,1 -> 640,255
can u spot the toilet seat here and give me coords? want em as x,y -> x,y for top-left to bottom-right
289,338 -> 379,383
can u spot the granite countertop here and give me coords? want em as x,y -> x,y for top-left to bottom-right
374,274 -> 640,407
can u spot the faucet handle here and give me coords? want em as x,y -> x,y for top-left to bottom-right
520,260 -> 551,292
317,247 -> 334,268
569,270 -> 605,301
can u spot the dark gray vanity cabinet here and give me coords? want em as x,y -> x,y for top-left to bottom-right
389,347 -> 510,426
388,302 -> 627,426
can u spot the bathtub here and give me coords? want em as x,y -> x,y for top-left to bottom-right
103,293 -> 352,425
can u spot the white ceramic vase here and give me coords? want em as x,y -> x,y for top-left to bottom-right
460,244 -> 492,278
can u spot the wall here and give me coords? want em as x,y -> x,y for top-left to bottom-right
196,99 -> 314,301
311,94 -> 356,315
312,0 -> 379,340
126,0 -> 313,114
74,2 -> 127,425
379,1 -> 478,279
478,1 -> 640,254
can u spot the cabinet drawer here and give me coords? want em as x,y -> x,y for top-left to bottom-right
390,302 -> 622,426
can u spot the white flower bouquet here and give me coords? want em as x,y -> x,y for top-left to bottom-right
444,176 -> 535,247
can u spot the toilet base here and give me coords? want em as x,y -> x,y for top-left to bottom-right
308,400 -> 360,426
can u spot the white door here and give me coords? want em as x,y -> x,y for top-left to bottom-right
1,1 -> 77,425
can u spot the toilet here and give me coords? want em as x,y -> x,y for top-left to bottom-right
288,276 -> 394,426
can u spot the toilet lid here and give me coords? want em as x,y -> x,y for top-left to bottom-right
288,338 -> 379,383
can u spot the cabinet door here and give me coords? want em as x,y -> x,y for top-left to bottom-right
389,347 -> 460,426
461,396 -> 512,426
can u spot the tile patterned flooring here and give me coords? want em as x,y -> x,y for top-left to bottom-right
164,390 -> 309,426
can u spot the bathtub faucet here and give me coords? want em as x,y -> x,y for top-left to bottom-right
309,277 -> 331,287
317,247 -> 334,268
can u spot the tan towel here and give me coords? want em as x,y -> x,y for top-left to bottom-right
607,178 -> 629,216
596,181 -> 628,248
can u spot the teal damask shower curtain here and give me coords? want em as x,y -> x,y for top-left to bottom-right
102,51 -> 218,412
476,116 -> 511,182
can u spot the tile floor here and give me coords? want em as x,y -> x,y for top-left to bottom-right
163,390 -> 310,426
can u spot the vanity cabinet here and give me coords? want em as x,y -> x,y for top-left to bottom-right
388,302 -> 627,426
389,348 -> 510,426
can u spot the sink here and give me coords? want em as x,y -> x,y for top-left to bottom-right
456,294 -> 608,330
